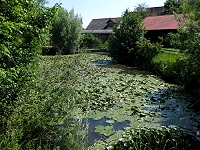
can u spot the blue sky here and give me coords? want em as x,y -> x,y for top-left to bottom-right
47,0 -> 166,28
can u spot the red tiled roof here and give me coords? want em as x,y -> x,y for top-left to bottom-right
143,15 -> 181,30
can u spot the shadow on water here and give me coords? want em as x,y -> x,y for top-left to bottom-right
92,59 -> 151,75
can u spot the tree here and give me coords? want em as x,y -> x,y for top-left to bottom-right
50,7 -> 82,54
108,10 -> 161,67
162,0 -> 184,14
134,3 -> 149,18
0,0 -> 57,121
169,0 -> 200,96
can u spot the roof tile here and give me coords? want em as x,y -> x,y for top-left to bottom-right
86,17 -> 120,30
143,15 -> 182,30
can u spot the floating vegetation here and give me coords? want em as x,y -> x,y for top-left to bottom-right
69,53 -> 200,149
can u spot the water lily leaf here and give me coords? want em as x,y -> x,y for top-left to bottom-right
88,140 -> 105,150
106,119 -> 115,124
106,130 -> 124,143
94,125 -> 115,137
88,111 -> 105,120
114,116 -> 126,122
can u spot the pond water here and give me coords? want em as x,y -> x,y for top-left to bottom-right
86,117 -> 131,146
85,58 -> 200,148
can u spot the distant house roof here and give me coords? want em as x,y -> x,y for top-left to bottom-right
86,17 -> 120,30
147,6 -> 164,16
143,15 -> 184,30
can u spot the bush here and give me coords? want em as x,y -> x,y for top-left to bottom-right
152,59 -> 184,84
108,10 -> 161,67
167,1 -> 200,97
81,33 -> 102,49
106,127 -> 199,150
0,0 -> 57,121
135,38 -> 162,68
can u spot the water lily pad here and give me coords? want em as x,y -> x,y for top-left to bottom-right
106,119 -> 115,124
69,53 -> 200,148
94,125 -> 115,137
88,111 -> 105,120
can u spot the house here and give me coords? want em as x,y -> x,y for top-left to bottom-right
146,6 -> 164,16
143,14 -> 185,46
83,8 -> 185,46
82,17 -> 120,42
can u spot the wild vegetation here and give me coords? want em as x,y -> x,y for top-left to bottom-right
106,127 -> 199,150
108,10 -> 161,67
161,0 -> 200,96
49,6 -> 82,55
0,0 -> 57,122
81,32 -> 103,49
1,55 -> 86,149
0,1 -> 84,149
1,0 -> 200,149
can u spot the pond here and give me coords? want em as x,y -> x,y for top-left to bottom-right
73,54 -> 200,149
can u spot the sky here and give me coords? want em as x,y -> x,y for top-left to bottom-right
47,0 -> 166,28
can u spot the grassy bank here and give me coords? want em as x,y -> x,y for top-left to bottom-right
151,48 -> 187,84
153,48 -> 185,63
0,55 -> 86,150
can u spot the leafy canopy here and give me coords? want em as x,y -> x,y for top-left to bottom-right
162,0 -> 184,14
0,0 -> 57,120
108,10 -> 161,67
169,0 -> 200,95
50,6 -> 82,54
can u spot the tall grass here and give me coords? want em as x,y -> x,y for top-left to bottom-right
106,127 -> 199,150
0,55 -> 87,150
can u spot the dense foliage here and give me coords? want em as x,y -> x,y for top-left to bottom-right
81,32 -> 102,49
167,0 -> 200,96
108,10 -> 161,67
50,6 -> 82,54
0,0 -> 57,121
0,55 -> 85,149
0,1 -> 85,149
106,127 -> 199,150
162,0 -> 183,15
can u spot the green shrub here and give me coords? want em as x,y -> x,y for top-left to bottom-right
50,7 -> 82,55
135,38 -> 161,68
106,127 -> 199,150
0,0 -> 57,121
108,10 -> 161,67
81,33 -> 103,49
167,1 -> 200,97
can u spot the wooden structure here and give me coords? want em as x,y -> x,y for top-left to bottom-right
82,17 -> 120,42
143,14 -> 185,47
